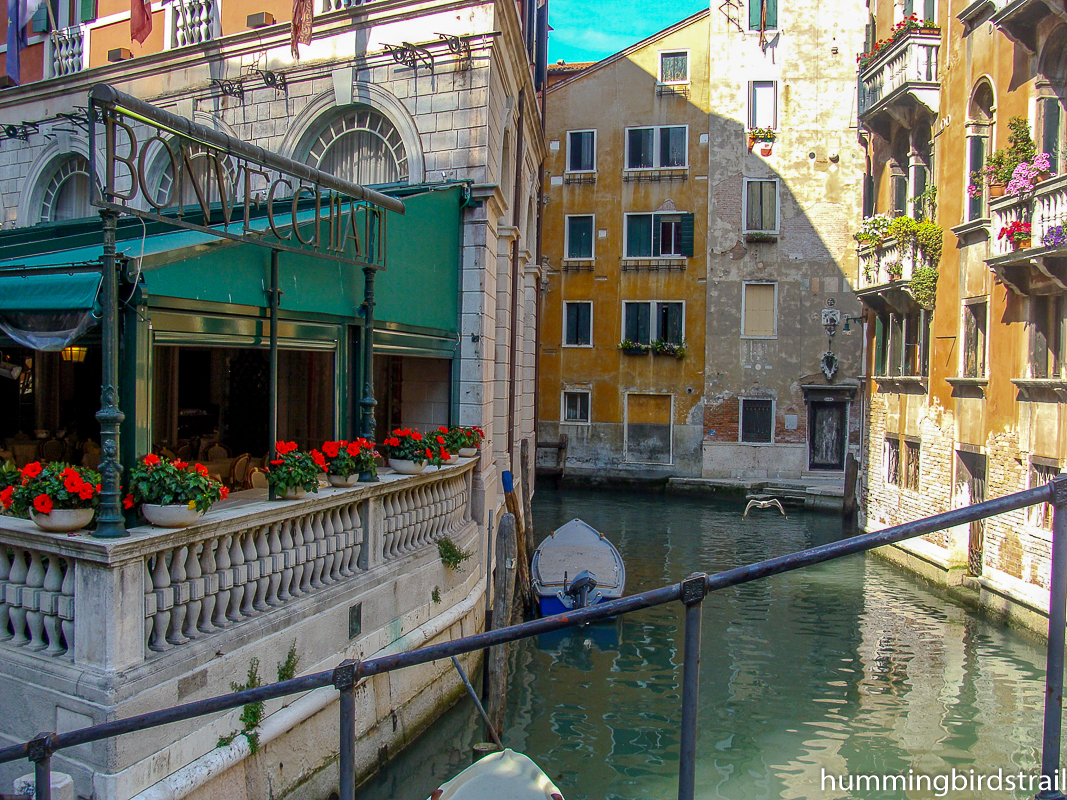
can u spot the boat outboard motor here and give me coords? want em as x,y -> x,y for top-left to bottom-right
565,570 -> 598,610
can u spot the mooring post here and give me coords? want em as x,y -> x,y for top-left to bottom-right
27,733 -> 52,800
1039,475 -> 1067,799
334,659 -> 358,800
678,574 -> 706,800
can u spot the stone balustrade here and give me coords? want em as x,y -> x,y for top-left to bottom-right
858,31 -> 940,119
857,236 -> 915,290
987,176 -> 1067,260
0,459 -> 474,670
50,25 -> 85,78
172,0 -> 216,47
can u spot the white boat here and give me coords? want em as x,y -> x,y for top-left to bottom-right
531,518 -> 625,616
428,749 -> 563,799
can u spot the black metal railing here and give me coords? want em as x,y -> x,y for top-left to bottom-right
3,478 -> 1067,800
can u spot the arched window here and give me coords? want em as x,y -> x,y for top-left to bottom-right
967,81 -> 995,221
156,146 -> 237,209
40,156 -> 91,223
1038,26 -> 1067,173
304,107 -> 408,186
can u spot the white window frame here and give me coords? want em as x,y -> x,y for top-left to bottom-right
562,301 -> 594,348
561,389 -> 592,425
657,49 -> 690,85
741,177 -> 781,234
565,129 -> 597,174
747,80 -> 779,130
740,281 -> 778,339
622,212 -> 689,259
623,391 -> 675,465
624,125 -> 689,171
564,214 -> 596,260
621,300 -> 687,344
739,397 -> 775,444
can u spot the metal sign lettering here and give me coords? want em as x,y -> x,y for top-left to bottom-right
87,84 -> 404,269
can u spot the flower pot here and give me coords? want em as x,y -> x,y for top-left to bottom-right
327,473 -> 360,488
388,458 -> 425,475
759,144 -> 773,156
445,454 -> 460,465
278,487 -> 307,500
30,507 -> 94,533
142,503 -> 204,528
1013,236 -> 1032,250
1037,171 -> 1052,184
358,470 -> 379,483
622,347 -> 649,355
989,183 -> 1006,198
458,447 -> 478,458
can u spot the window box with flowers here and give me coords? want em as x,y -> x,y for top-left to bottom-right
2,462 -> 102,532
379,428 -> 449,475
856,15 -> 939,70
747,127 -> 777,154
268,442 -> 322,499
650,339 -> 687,358
618,339 -> 651,355
125,454 -> 228,527
999,220 -> 1032,250
321,439 -> 379,486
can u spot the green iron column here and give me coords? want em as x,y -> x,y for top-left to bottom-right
95,208 -> 127,538
360,265 -> 377,441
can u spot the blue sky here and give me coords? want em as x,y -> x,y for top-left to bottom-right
547,0 -> 709,64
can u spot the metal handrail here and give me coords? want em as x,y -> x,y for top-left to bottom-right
3,478 -> 1065,800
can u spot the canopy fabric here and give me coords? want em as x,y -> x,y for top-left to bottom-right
0,270 -> 102,312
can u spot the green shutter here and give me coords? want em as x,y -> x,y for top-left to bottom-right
1043,98 -> 1061,175
765,0 -> 777,29
749,0 -> 760,29
79,0 -> 96,23
749,0 -> 778,29
652,216 -> 662,257
875,315 -> 886,375
31,1 -> 50,33
679,213 -> 694,257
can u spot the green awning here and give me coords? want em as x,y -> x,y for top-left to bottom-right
0,271 -> 102,312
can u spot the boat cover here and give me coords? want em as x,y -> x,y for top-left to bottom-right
429,749 -> 563,799
532,519 -> 623,594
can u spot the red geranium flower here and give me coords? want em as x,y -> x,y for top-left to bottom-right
78,484 -> 95,501
220,486 -> 229,499
436,436 -> 446,445
424,448 -> 432,459
64,473 -> 84,493
21,461 -> 42,479
33,494 -> 53,514
322,441 -> 340,459
276,441 -> 298,455
0,486 -> 13,510
143,453 -> 160,466
194,463 -> 209,476
270,459 -> 284,466
311,449 -> 327,469
123,493 -> 135,509
346,441 -> 361,456
173,460 -> 188,469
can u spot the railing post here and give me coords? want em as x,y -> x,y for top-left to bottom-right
334,659 -> 358,800
1039,475 -> 1067,799
678,573 -> 706,800
27,733 -> 53,800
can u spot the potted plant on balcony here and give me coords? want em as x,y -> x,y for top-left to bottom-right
650,339 -> 687,358
268,441 -> 321,499
446,426 -> 484,458
2,462 -> 102,532
980,116 -> 1038,197
748,126 -> 776,155
885,261 -> 904,280
999,220 -> 1032,250
618,339 -> 651,355
126,454 -> 227,527
1006,152 -> 1055,196
380,428 -> 447,474
1043,224 -> 1067,249
854,213 -> 893,247
321,439 -> 378,487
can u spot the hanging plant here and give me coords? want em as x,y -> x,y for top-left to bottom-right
888,215 -> 919,246
909,265 -> 938,310
915,219 -> 943,267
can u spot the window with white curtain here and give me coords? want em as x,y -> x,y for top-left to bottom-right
40,156 -> 92,223
305,107 -> 408,186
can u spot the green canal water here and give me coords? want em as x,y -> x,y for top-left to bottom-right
354,487 -> 1056,799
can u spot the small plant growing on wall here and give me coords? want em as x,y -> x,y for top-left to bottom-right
432,586 -> 442,604
218,658 -> 264,754
277,640 -> 300,682
438,536 -> 473,571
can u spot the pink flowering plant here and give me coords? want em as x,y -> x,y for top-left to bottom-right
1006,153 -> 1054,196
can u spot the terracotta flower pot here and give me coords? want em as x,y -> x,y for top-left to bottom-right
30,507 -> 94,533
989,183 -> 1006,198
1013,236 -> 1032,250
388,458 -> 425,475
142,503 -> 204,528
760,144 -> 773,156
327,473 -> 360,488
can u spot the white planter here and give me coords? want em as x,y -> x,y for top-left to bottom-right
445,454 -> 460,465
458,447 -> 478,458
30,507 -> 94,533
142,503 -> 204,528
327,473 -> 360,488
388,458 -> 425,475
278,487 -> 307,500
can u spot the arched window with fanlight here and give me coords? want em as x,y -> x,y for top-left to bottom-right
154,145 -> 238,211
40,156 -> 92,223
1038,26 -> 1067,175
967,81 -> 995,221
304,107 -> 408,186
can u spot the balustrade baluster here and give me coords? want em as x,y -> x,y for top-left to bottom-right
266,523 -> 283,606
240,531 -> 260,617
291,517 -> 308,596
167,546 -> 190,645
212,534 -> 233,629
149,553 -> 173,652
279,519 -> 296,602
0,546 -> 12,642
59,559 -> 73,659
307,512 -> 325,588
253,525 -> 271,611
41,555 -> 64,657
319,511 -> 336,585
227,533 -> 247,621
199,538 -> 220,633
328,508 -> 344,581
382,494 -> 396,559
299,516 -> 315,594
24,551 -> 47,650
183,544 -> 203,640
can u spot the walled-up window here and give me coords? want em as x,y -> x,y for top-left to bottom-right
742,282 -> 776,337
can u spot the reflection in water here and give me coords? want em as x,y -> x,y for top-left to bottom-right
355,488 -> 1053,800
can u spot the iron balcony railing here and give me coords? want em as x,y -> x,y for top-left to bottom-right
3,478 -> 1067,800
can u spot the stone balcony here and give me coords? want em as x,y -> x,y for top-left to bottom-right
856,237 -> 923,314
986,175 -> 1067,294
0,458 -> 481,797
858,30 -> 940,140
49,25 -> 86,78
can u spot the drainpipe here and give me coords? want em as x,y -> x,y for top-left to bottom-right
507,89 -> 525,462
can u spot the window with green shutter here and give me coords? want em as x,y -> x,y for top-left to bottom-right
79,0 -> 97,22
748,0 -> 777,30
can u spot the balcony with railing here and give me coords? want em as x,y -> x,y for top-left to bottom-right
49,24 -> 86,78
856,235 -> 933,318
858,30 -> 940,140
986,175 -> 1067,294
171,0 -> 217,47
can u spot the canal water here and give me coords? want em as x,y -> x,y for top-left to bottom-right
355,487 -> 1056,799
